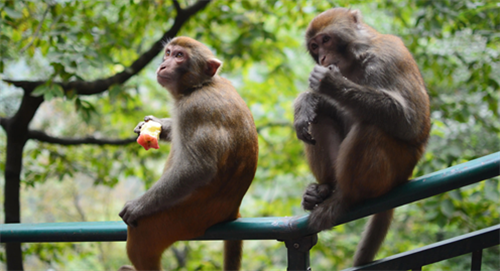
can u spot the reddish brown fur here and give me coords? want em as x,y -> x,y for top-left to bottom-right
295,8 -> 430,266
121,37 -> 258,271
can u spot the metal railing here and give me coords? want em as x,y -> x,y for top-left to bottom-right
1,151 -> 499,270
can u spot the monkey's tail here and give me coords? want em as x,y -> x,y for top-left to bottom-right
353,208 -> 394,266
223,239 -> 242,271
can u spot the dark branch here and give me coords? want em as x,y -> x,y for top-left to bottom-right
172,0 -> 182,13
0,117 -> 8,130
2,0 -> 212,96
28,130 -> 137,146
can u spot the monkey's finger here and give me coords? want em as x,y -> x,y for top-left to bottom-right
118,208 -> 126,218
302,196 -> 321,210
144,115 -> 161,123
309,71 -> 325,81
306,183 -> 319,191
302,130 -> 316,145
299,127 -> 314,144
134,122 -> 146,134
313,65 -> 330,73
317,184 -> 333,199
302,200 -> 316,211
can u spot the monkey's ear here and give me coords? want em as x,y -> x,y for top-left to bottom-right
350,9 -> 363,24
205,58 -> 222,77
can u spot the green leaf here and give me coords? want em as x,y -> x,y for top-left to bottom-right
440,199 -> 455,217
31,84 -> 49,97
32,83 -> 64,100
3,7 -> 22,19
484,179 -> 499,202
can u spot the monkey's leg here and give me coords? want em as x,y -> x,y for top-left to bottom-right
335,124 -> 417,266
336,124 -> 417,201
125,226 -> 168,270
224,240 -> 242,271
125,212 -> 187,271
222,211 -> 243,271
303,114 -> 343,211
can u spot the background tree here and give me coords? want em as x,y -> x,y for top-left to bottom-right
0,0 -> 498,270
0,0 -> 211,269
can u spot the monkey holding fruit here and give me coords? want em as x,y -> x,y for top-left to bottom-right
119,37 -> 259,271
294,8 -> 430,266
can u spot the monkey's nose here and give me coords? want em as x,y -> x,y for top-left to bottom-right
320,56 -> 327,66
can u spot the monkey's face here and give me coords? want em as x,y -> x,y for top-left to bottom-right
156,45 -> 190,89
308,32 -> 350,73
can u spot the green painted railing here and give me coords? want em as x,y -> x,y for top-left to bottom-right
1,151 -> 499,270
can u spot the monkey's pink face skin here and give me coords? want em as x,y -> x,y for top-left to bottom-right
308,33 -> 349,72
156,45 -> 189,87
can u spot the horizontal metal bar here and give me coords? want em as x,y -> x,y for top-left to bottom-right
342,224 -> 500,271
0,216 -> 315,243
334,151 -> 500,225
0,221 -> 126,243
0,151 -> 498,243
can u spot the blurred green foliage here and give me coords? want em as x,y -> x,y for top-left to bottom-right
0,0 -> 498,270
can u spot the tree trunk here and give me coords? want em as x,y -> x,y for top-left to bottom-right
4,128 -> 28,270
3,94 -> 43,270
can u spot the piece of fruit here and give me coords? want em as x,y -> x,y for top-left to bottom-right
137,121 -> 162,150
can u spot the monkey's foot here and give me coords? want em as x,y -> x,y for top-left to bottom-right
302,183 -> 333,211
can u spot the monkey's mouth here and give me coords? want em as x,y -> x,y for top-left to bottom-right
156,74 -> 170,86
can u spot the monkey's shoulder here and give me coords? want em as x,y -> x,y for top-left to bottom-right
368,34 -> 408,59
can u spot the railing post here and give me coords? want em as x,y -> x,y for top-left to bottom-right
284,234 -> 318,271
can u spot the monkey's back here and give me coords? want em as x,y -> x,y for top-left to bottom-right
151,76 -> 258,239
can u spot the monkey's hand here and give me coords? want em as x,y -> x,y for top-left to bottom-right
119,199 -> 145,228
309,65 -> 345,93
134,115 -> 172,141
294,92 -> 320,145
302,183 -> 333,211
294,116 -> 316,145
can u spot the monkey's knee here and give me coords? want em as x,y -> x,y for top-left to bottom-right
302,183 -> 333,211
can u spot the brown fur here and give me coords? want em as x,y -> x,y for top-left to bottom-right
295,8 -> 430,266
120,37 -> 258,270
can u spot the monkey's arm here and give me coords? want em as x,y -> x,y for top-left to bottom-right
309,65 -> 424,141
294,91 -> 346,145
134,115 -> 172,141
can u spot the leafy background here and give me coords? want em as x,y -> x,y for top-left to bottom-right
0,0 -> 498,270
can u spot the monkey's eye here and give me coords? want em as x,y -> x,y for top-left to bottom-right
165,50 -> 171,56
322,36 -> 330,43
310,43 -> 318,51
175,52 -> 183,58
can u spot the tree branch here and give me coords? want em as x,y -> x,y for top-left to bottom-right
0,117 -> 8,130
19,3 -> 51,54
172,0 -> 182,13
2,0 -> 212,96
28,130 -> 137,146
